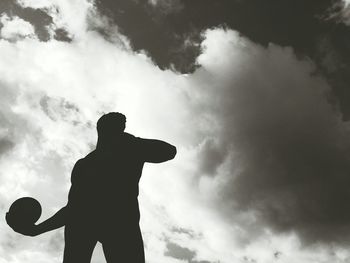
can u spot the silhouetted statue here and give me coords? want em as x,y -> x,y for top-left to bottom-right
6,112 -> 177,262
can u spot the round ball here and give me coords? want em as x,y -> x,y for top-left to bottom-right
7,197 -> 42,227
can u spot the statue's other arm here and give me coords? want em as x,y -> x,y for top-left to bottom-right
33,159 -> 84,236
7,160 -> 83,237
34,206 -> 68,235
6,205 -> 68,237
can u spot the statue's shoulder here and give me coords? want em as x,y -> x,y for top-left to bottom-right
77,150 -> 97,164
123,133 -> 141,144
123,132 -> 136,139
83,149 -> 95,157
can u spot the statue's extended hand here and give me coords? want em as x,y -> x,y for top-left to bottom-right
6,212 -> 39,237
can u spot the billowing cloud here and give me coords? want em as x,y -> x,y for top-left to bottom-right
189,28 -> 350,245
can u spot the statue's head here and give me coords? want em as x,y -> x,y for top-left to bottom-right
97,112 -> 126,138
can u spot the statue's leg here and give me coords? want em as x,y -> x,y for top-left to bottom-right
63,224 -> 97,263
102,226 -> 145,263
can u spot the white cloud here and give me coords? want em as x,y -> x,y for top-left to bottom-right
0,15 -> 36,41
343,0 -> 350,7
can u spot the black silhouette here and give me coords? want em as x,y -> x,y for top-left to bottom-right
6,197 -> 42,228
6,112 -> 177,262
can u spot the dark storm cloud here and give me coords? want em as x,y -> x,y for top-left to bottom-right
94,0 -> 202,72
95,0 -> 350,118
191,34 -> 350,244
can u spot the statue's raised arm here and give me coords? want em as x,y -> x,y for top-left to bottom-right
136,138 -> 177,163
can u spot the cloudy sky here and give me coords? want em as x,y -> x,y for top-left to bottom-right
1,0 -> 350,262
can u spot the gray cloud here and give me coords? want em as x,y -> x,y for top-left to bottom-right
0,139 -> 14,156
165,242 -> 196,261
0,83 -> 33,159
190,30 -> 350,245
165,241 -> 212,263
198,139 -> 228,177
39,96 -> 81,123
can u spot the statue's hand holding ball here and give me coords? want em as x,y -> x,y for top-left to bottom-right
6,197 -> 42,237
